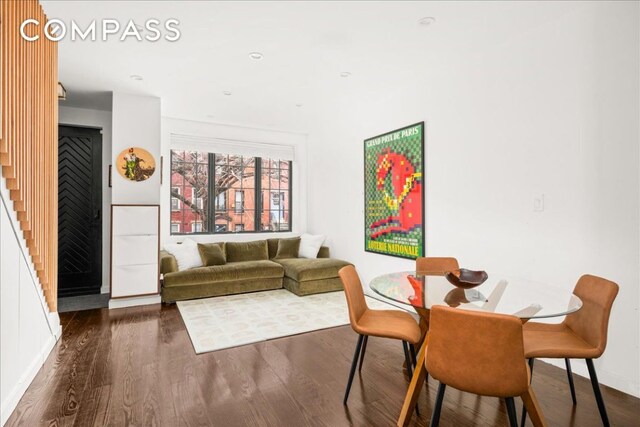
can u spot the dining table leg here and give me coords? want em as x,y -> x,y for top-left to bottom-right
397,329 -> 429,426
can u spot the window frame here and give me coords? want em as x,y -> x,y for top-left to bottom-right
170,151 -> 292,235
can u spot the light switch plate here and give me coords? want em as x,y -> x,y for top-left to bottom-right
533,194 -> 545,212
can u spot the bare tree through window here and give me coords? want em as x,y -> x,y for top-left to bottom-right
170,151 -> 290,234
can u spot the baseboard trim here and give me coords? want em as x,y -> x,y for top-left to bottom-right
108,294 -> 161,309
0,333 -> 59,426
541,358 -> 639,398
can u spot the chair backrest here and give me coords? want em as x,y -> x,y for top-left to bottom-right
564,274 -> 619,356
338,266 -> 369,330
426,306 -> 529,398
416,257 -> 459,275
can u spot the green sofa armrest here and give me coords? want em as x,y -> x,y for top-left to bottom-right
160,250 -> 179,275
317,246 -> 330,258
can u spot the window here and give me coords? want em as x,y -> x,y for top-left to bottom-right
214,192 -> 226,211
234,190 -> 244,214
261,160 -> 291,231
171,187 -> 181,210
170,151 -> 209,233
170,150 -> 292,235
194,197 -> 204,209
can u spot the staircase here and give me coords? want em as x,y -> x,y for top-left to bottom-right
0,0 -> 59,311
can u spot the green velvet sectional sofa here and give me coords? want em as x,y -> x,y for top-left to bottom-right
160,238 -> 351,303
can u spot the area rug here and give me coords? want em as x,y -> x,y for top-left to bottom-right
177,289 -> 404,354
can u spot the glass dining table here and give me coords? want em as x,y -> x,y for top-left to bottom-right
368,271 -> 583,427
370,271 -> 582,320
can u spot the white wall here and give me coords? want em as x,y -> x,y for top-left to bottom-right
160,117 -> 308,246
109,93 -> 162,308
59,105 -> 112,294
112,93 -> 162,205
0,184 -> 61,425
306,2 -> 639,396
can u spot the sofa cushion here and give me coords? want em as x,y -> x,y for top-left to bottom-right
164,238 -> 203,271
267,238 -> 280,259
226,240 -> 269,262
275,237 -> 300,259
274,258 -> 352,282
163,260 -> 284,288
317,246 -> 330,259
299,233 -> 326,258
198,243 -> 226,266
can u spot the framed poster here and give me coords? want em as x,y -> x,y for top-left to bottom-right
364,122 -> 424,259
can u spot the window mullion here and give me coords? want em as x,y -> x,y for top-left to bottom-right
208,153 -> 216,234
255,158 -> 262,232
289,160 -> 293,231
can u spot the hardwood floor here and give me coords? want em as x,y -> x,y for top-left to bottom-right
6,304 -> 639,426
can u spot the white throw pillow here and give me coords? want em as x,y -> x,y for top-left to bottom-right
298,233 -> 326,258
164,238 -> 203,271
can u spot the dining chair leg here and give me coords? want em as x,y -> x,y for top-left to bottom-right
505,397 -> 518,427
409,343 -> 417,368
343,334 -> 364,405
586,359 -> 610,427
520,386 -> 548,427
521,358 -> 535,427
402,341 -> 413,380
430,382 -> 447,427
565,358 -> 577,405
402,341 -> 420,417
358,336 -> 369,372
397,336 -> 429,427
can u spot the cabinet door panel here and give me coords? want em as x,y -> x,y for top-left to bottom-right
111,264 -> 158,298
112,235 -> 158,266
112,206 -> 159,236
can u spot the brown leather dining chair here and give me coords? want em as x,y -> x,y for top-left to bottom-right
338,266 -> 422,406
426,305 -> 548,427
414,256 -> 460,380
414,256 -> 459,334
520,274 -> 619,427
416,257 -> 459,276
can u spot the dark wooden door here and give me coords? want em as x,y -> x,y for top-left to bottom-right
58,126 -> 102,297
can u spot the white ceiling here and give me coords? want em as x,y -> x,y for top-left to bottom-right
43,1 -> 583,132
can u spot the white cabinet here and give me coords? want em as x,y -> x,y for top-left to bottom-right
110,205 -> 159,299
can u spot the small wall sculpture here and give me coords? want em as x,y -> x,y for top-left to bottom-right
116,147 -> 156,182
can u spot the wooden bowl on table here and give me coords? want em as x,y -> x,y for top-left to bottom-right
445,268 -> 488,289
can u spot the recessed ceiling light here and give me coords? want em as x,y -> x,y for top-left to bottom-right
248,52 -> 263,60
223,91 -> 232,96
296,104 -> 303,107
340,72 -> 351,78
130,74 -> 143,81
418,17 -> 436,26
206,114 -> 215,118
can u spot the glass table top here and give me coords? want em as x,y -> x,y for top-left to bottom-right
369,271 -> 582,320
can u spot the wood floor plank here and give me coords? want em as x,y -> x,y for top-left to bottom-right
6,310 -> 98,425
4,304 -> 639,427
